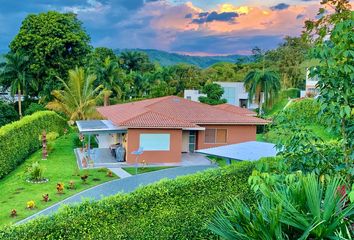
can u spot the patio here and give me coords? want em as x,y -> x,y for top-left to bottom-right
75,148 -> 212,169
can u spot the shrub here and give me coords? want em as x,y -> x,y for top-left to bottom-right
23,103 -> 45,116
0,101 -> 18,127
280,88 -> 300,99
281,98 -> 320,124
0,111 -> 67,178
26,162 -> 45,182
0,162 -> 256,239
210,174 -> 354,239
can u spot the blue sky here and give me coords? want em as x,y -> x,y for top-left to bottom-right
0,0 -> 321,55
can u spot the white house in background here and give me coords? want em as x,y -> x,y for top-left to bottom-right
184,82 -> 262,109
183,89 -> 206,102
0,88 -> 24,103
300,70 -> 319,98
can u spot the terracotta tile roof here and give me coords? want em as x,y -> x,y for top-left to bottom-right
213,103 -> 257,116
97,96 -> 269,129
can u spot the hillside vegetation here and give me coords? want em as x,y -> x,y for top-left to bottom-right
114,49 -> 250,68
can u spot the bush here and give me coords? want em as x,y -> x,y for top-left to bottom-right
279,98 -> 321,124
280,88 -> 300,99
0,162 -> 256,239
210,173 -> 354,239
24,103 -> 45,116
0,111 -> 66,178
0,101 -> 18,127
26,162 -> 45,182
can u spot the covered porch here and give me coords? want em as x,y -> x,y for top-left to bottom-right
76,120 -> 127,168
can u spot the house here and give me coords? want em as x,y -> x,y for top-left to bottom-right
77,96 -> 268,166
300,70 -> 319,98
184,82 -> 263,109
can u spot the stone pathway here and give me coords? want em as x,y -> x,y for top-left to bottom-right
16,165 -> 216,225
108,167 -> 131,178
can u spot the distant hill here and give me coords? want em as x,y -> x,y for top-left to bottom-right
114,49 -> 251,68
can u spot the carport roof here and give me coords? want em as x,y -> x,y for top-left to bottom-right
76,120 -> 126,134
196,141 -> 277,161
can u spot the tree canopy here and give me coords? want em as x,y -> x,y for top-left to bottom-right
10,11 -> 91,100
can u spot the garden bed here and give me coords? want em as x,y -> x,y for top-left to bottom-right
0,132 -> 118,226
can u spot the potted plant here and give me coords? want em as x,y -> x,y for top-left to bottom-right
26,200 -> 35,210
42,193 -> 50,202
56,182 -> 64,194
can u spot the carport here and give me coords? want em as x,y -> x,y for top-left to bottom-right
196,141 -> 278,165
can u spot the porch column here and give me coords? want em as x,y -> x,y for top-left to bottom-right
87,134 -> 91,160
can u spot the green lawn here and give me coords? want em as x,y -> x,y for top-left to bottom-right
0,133 -> 118,226
264,98 -> 290,117
122,166 -> 174,175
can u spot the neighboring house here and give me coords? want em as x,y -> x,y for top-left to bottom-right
0,87 -> 23,103
183,89 -> 206,102
78,96 -> 268,165
301,70 -> 319,98
184,82 -> 262,109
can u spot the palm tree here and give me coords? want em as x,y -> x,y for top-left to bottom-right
95,57 -> 123,106
244,69 -> 281,115
1,51 -> 36,118
46,67 -> 103,122
119,51 -> 153,73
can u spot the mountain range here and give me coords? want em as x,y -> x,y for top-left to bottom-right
114,49 -> 250,68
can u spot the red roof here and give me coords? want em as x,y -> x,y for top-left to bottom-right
97,96 -> 269,129
213,103 -> 257,116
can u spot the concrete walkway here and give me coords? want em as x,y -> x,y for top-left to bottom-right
17,165 -> 216,225
108,167 -> 131,178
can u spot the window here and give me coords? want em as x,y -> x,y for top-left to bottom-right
222,87 -> 236,104
139,134 -> 170,151
186,96 -> 191,100
204,129 -> 227,144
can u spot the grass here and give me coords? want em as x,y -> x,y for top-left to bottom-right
264,98 -> 290,117
122,166 -> 174,175
0,133 -> 118,226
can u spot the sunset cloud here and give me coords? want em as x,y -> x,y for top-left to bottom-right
0,0 -> 322,55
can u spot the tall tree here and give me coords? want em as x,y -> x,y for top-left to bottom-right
10,11 -> 91,101
266,37 -> 310,88
93,57 -> 124,106
119,51 -> 155,73
46,67 -> 103,122
1,51 -> 36,118
244,70 -> 281,115
304,0 -> 353,164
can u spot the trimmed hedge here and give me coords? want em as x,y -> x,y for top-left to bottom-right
0,162 -> 256,239
280,88 -> 300,99
0,111 -> 66,178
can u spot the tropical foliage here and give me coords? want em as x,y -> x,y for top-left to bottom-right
46,67 -> 103,122
199,83 -> 227,105
0,51 -> 36,117
244,69 -> 281,114
210,173 -> 354,240
9,11 -> 91,99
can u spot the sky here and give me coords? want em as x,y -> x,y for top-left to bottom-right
0,0 -> 322,56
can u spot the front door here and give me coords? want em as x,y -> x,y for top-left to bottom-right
189,131 -> 196,152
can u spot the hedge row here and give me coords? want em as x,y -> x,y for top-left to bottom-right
0,111 -> 67,178
0,162 -> 256,239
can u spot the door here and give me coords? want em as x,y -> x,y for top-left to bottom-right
182,131 -> 189,152
189,131 -> 196,152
